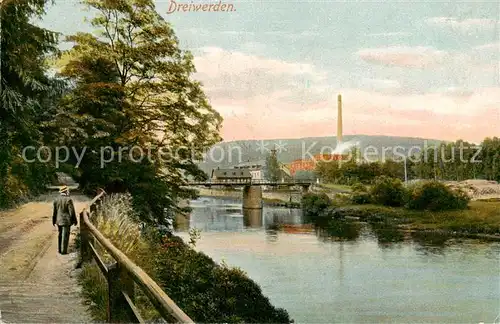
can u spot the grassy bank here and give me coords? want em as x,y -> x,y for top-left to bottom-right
320,201 -> 500,237
317,183 -> 352,192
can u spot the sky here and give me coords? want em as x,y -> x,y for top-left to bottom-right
39,0 -> 500,143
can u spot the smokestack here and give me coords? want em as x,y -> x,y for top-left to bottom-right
337,94 -> 343,144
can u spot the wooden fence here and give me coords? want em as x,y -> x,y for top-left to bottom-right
79,189 -> 193,323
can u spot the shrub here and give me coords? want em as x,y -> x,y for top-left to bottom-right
301,192 -> 332,222
369,176 -> 407,207
153,235 -> 292,323
407,181 -> 470,211
351,192 -> 372,204
350,182 -> 371,204
351,182 -> 367,192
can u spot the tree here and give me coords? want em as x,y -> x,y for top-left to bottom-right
370,176 -> 407,207
0,0 -> 63,206
47,0 -> 222,225
407,181 -> 469,211
265,149 -> 280,182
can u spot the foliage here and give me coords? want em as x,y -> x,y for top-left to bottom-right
316,158 -> 412,185
153,235 -> 292,323
339,201 -> 500,235
369,176 -> 407,207
43,0 -> 222,225
315,138 -> 500,184
301,192 -> 332,222
0,0 -> 63,207
265,149 -> 281,182
351,182 -> 367,192
188,227 -> 201,247
407,181 -> 470,211
411,140 -> 499,182
79,194 -> 292,323
79,263 -> 109,321
350,182 -> 371,204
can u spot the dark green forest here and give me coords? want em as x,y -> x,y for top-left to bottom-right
1,0 -> 222,226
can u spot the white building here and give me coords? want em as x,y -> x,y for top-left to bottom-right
233,160 -> 265,181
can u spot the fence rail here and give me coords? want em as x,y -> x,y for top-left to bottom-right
79,189 -> 193,323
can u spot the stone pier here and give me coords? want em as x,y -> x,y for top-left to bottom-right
243,185 -> 263,209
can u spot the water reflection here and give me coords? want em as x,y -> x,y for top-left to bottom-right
265,212 -> 281,242
316,219 -> 361,241
179,197 -> 303,233
369,223 -> 406,249
243,208 -> 263,228
175,197 -> 500,323
411,231 -> 451,256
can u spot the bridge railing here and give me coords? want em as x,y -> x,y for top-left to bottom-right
79,189 -> 193,323
188,179 -> 313,185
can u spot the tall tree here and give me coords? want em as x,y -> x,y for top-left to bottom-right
265,148 -> 280,182
47,0 -> 222,225
0,0 -> 62,206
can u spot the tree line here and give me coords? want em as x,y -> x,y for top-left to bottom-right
316,138 -> 500,185
1,0 -> 222,226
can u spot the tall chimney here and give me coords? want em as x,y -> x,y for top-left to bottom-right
337,94 -> 343,144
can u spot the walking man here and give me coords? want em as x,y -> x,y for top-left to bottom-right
52,186 -> 77,254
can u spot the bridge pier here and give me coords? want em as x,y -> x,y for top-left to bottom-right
243,185 -> 263,209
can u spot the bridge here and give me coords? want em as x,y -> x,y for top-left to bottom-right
187,179 -> 313,186
187,179 -> 312,209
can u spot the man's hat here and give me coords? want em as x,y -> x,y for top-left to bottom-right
59,185 -> 69,193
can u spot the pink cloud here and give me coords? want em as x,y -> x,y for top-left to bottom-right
192,47 -> 498,143
216,89 -> 499,143
356,46 -> 447,68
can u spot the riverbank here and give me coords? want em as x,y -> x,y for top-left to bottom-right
320,201 -> 500,240
195,188 -> 500,240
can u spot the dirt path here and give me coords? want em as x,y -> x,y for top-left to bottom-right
0,194 -> 92,323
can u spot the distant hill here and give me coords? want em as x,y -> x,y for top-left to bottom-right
197,135 -> 442,174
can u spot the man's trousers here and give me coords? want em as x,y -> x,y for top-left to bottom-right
58,225 -> 71,254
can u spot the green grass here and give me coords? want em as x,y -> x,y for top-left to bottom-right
344,201 -> 500,235
318,183 -> 353,192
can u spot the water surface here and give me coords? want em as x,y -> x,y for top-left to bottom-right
175,197 -> 500,323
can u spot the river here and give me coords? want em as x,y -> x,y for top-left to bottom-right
175,197 -> 500,323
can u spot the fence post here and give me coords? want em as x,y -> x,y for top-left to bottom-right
108,262 -> 136,323
79,211 -> 92,265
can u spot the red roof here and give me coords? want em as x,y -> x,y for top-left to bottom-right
288,154 -> 347,175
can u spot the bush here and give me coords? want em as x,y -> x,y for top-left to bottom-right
154,235 -> 292,323
351,182 -> 367,192
351,192 -> 372,204
350,182 -> 371,204
369,176 -> 407,207
301,192 -> 332,222
407,181 -> 470,211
